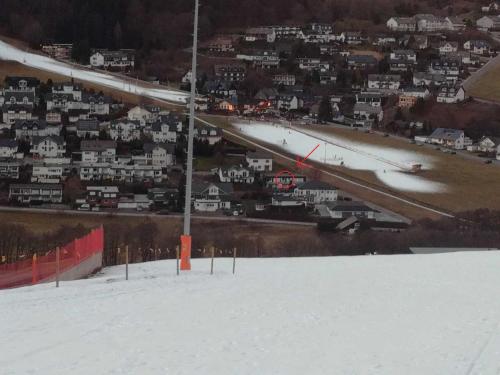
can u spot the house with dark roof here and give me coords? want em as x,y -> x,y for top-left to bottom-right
9,183 -> 63,204
30,136 -> 66,158
427,128 -> 471,150
326,201 -> 379,219
0,139 -> 19,159
293,181 -> 339,204
76,119 -> 101,138
81,140 -> 117,164
4,76 -> 39,91
14,120 -> 61,139
191,181 -> 234,212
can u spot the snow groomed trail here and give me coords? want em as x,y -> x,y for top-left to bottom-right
1,253 -> 500,374
0,40 -> 190,105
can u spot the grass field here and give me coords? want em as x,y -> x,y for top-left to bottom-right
466,62 -> 500,103
201,116 -> 500,220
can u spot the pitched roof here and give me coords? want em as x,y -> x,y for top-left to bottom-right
296,180 -> 337,191
327,201 -> 379,212
191,181 -> 233,195
81,140 -> 116,152
0,139 -> 18,148
429,128 -> 464,141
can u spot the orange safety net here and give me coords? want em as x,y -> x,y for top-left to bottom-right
0,226 -> 104,290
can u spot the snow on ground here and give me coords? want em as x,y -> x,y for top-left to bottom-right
0,40 -> 190,104
1,253 -> 500,375
234,121 -> 447,193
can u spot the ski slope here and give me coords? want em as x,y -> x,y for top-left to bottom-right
234,121 -> 447,193
1,253 -> 500,374
0,40 -> 190,104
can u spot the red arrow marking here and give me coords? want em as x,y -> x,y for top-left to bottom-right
296,144 -> 320,169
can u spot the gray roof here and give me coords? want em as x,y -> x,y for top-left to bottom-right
81,140 -> 116,152
429,128 -> 464,141
192,181 -> 233,195
296,180 -> 338,191
13,120 -> 47,130
143,142 -> 175,154
31,135 -> 65,146
76,119 -> 100,131
10,183 -> 62,190
3,90 -> 35,103
247,150 -> 273,160
327,201 -> 379,212
0,139 -> 18,148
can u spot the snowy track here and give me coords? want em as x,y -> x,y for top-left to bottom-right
1,253 -> 500,374
0,40 -> 190,104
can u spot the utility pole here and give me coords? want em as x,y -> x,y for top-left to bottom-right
180,0 -> 200,271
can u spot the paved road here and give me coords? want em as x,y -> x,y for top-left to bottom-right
0,206 -> 317,227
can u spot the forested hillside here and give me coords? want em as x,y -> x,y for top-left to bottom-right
0,0 -> 485,60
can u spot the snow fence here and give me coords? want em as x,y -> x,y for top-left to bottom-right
0,226 -> 104,289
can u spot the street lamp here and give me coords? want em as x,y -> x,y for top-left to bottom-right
180,0 -> 200,271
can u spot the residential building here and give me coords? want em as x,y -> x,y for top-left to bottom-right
218,165 -> 255,184
30,136 -> 66,159
90,49 -> 135,70
86,186 -> 120,208
2,105 -> 35,125
109,119 -> 142,142
347,55 -> 378,70
367,74 -> 401,91
79,163 -> 164,183
246,151 -> 273,171
134,143 -> 176,167
477,15 -> 500,31
356,92 -> 383,107
194,125 -> 222,145
464,40 -> 492,55
436,85 -> 467,104
297,58 -> 330,72
0,139 -> 19,159
31,164 -> 65,183
427,128 -> 471,150
81,140 -> 117,164
245,27 -> 276,43
41,43 -> 73,60
9,184 -> 63,204
14,120 -> 60,140
413,72 -> 446,87
76,119 -> 101,138
191,181 -> 233,212
0,161 -> 20,179
326,201 -> 379,219
386,17 -> 417,32
438,41 -> 459,55
293,181 -> 338,204
207,36 -> 235,53
273,74 -> 296,86
214,64 -> 247,82
128,106 -> 155,125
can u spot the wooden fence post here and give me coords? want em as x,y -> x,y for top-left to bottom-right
176,245 -> 180,276
125,245 -> 129,281
210,246 -> 215,275
233,247 -> 237,275
56,246 -> 60,288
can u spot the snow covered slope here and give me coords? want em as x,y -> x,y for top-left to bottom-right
1,253 -> 500,374
0,40 -> 190,104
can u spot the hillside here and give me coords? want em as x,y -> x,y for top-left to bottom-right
1,253 -> 500,374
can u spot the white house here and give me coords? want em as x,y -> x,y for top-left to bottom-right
386,17 -> 417,32
427,128 -> 471,150
109,119 -> 142,142
293,181 -> 338,204
436,85 -> 467,104
127,106 -> 155,125
31,164 -> 65,183
136,143 -> 176,167
246,151 -> 273,171
81,140 -> 117,164
477,15 -> 500,31
14,120 -> 61,140
464,40 -> 492,55
90,49 -> 135,70
9,184 -> 63,204
367,74 -> 401,91
194,125 -> 222,145
0,139 -> 19,159
218,165 -> 255,184
30,136 -> 66,159
438,41 -> 459,55
191,181 -> 233,212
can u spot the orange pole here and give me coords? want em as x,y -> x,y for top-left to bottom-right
180,235 -> 192,271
